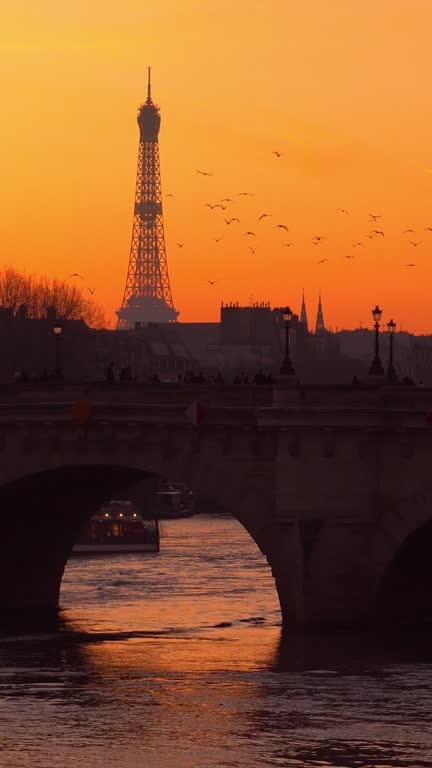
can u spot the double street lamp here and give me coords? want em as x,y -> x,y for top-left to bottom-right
53,320 -> 63,379
369,305 -> 385,376
280,306 -> 296,376
368,306 -> 398,382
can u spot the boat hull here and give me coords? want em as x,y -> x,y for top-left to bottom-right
71,542 -> 158,555
157,511 -> 195,520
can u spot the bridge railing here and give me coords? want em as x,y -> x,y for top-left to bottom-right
0,382 -> 274,406
1,382 -> 432,412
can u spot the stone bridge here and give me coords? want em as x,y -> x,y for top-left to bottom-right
2,381 -> 432,631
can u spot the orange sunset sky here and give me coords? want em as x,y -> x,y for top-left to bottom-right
1,0 -> 432,332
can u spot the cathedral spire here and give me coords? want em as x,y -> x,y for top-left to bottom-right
300,289 -> 308,331
315,290 -> 325,333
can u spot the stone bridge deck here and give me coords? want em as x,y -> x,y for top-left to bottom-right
1,382 -> 432,631
1,382 -> 432,428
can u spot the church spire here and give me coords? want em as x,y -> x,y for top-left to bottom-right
315,290 -> 325,333
300,289 -> 308,331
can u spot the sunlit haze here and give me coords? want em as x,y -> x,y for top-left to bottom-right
2,0 -> 432,331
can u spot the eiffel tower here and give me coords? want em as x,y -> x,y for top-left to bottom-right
117,69 -> 178,328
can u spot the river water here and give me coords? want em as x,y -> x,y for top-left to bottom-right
1,515 -> 432,767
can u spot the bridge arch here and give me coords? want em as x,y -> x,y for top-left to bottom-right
0,464 -> 151,627
377,519 -> 432,625
0,462 -> 281,630
373,493 -> 432,626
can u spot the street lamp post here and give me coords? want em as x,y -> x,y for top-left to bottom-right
280,306 -> 296,376
369,305 -> 385,376
53,321 -> 63,379
386,318 -> 397,383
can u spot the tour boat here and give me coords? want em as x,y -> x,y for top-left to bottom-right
153,483 -> 195,519
72,500 -> 160,554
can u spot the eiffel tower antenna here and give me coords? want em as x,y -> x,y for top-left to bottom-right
147,66 -> 152,103
117,70 -> 178,328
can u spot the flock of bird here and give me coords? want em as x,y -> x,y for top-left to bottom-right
68,151 -> 430,293
165,154 -> 432,284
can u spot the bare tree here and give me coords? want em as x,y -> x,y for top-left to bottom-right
0,269 -> 106,328
0,269 -> 31,314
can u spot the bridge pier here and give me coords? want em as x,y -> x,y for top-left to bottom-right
255,521 -> 305,628
303,520 -> 374,629
265,523 -> 305,627
0,554 -> 65,629
261,518 -> 374,630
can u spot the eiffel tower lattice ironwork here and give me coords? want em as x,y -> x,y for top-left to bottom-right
117,68 -> 178,328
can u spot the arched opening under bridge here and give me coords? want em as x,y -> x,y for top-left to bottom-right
377,518 -> 432,627
0,465 -> 152,628
0,464 -> 280,631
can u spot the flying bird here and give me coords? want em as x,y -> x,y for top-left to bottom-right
275,224 -> 289,231
249,247 -> 256,254
87,287 -> 96,295
312,235 -> 326,241
176,242 -> 184,248
237,192 -> 254,197
68,273 -> 84,279
243,231 -> 256,237
316,259 -> 328,264
410,241 -> 422,246
425,227 -> 432,231
370,230 -> 384,237
258,213 -> 271,221
368,213 -> 382,221
196,169 -> 213,176
220,198 -> 234,203
282,242 -> 294,248
165,193 -> 175,198
353,242 -> 365,248
205,203 -> 217,209
402,229 -> 415,234
344,255 -> 355,259
207,280 -> 217,285
225,218 -> 239,225
213,237 -> 224,243
337,208 -> 349,214
272,151 -> 284,157
405,263 -> 417,267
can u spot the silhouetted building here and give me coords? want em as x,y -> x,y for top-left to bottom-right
220,302 -> 274,346
405,338 -> 432,383
0,307 -> 193,383
176,302 -> 305,378
5,299 -> 428,387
